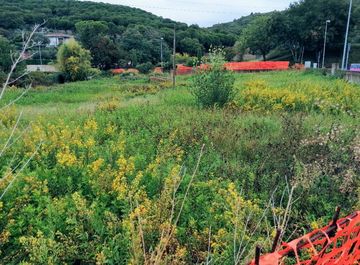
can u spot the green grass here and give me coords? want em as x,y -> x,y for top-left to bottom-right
0,71 -> 359,264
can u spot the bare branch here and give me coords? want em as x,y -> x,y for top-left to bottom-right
8,71 -> 30,86
0,22 -> 44,100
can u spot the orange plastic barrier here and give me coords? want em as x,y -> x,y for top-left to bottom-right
167,62 -> 290,75
249,211 -> 360,265
153,67 -> 163,74
111,68 -> 125,74
176,64 -> 193,75
225,61 -> 289,71
111,68 -> 139,74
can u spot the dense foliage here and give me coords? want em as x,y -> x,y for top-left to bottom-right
0,0 -> 236,67
237,16 -> 275,61
0,71 -> 359,264
0,36 -> 13,84
1,0 -> 359,70
216,0 -> 360,64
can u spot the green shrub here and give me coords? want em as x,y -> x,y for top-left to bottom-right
136,62 -> 153,74
29,72 -> 60,87
191,48 -> 235,107
0,71 -> 6,85
57,39 -> 99,82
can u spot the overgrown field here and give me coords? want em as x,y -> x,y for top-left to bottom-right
0,71 -> 359,264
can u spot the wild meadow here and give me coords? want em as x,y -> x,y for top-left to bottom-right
0,71 -> 359,264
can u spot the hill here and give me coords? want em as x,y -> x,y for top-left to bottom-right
209,12 -> 269,35
0,0 -> 236,57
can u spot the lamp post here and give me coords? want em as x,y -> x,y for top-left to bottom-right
160,37 -> 164,68
341,0 -> 353,70
322,20 -> 331,68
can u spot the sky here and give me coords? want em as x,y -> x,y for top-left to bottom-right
88,0 -> 295,27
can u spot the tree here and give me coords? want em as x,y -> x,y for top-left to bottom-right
119,25 -> 170,66
238,16 -> 274,61
57,39 -> 96,82
268,12 -> 305,63
75,20 -> 120,70
75,20 -> 109,46
0,36 -> 13,74
179,38 -> 204,57
269,0 -> 359,63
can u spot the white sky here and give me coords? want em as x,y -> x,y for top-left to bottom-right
88,0 -> 295,27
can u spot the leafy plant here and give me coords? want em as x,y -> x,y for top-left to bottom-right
191,48 -> 235,108
57,39 -> 98,82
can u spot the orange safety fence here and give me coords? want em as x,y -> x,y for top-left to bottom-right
249,211 -> 360,265
111,68 -> 139,74
111,68 -> 126,74
225,61 -> 289,71
176,64 -> 194,75
153,67 -> 164,74
176,62 -> 290,75
113,62 -> 290,75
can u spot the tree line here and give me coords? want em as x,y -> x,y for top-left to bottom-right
1,0 -> 360,78
229,0 -> 360,63
0,0 -> 237,71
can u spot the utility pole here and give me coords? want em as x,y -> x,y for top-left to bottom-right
341,0 -> 353,70
172,25 -> 176,88
322,20 -> 330,68
38,43 -> 43,65
160,37 -> 164,69
345,43 -> 351,69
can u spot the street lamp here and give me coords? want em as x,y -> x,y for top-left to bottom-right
160,37 -> 164,68
322,20 -> 331,68
341,0 -> 353,70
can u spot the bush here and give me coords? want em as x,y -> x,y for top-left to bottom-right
136,62 -> 153,74
191,48 -> 235,108
29,72 -> 60,87
57,39 -> 99,82
0,71 -> 6,85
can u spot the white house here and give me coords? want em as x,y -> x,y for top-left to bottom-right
45,33 -> 73,47
26,65 -> 59,73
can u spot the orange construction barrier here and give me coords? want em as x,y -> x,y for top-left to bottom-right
111,68 -> 126,74
249,211 -> 360,265
225,61 -> 289,71
176,64 -> 193,75
153,67 -> 163,74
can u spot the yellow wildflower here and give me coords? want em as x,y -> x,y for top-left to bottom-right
56,147 -> 77,167
84,119 -> 98,131
89,158 -> 105,173
96,251 -> 106,265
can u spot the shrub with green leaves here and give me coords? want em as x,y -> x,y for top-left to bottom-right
136,62 -> 153,74
191,48 -> 235,108
57,39 -> 98,82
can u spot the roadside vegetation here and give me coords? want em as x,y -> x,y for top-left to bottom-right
0,70 -> 359,264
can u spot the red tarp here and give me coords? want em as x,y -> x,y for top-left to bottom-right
249,211 -> 360,265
